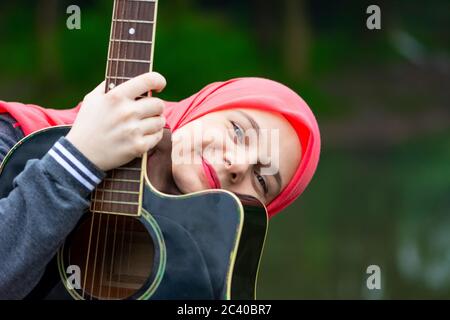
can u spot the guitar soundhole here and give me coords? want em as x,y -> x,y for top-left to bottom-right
64,214 -> 154,300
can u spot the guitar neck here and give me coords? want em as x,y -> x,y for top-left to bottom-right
90,0 -> 158,217
105,0 -> 158,93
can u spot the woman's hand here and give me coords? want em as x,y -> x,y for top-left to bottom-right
66,72 -> 167,171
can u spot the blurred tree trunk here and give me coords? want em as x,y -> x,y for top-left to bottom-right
251,0 -> 277,54
35,0 -> 61,87
282,0 -> 311,80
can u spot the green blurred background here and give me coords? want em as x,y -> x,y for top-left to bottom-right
0,0 -> 449,299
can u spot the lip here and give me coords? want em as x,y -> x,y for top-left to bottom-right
201,156 -> 221,189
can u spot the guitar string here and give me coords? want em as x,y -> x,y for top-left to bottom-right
84,0 -> 152,300
98,156 -> 117,296
92,0 -> 122,300
98,176 -> 111,298
89,184 -> 103,299
105,191 -> 116,300
83,0 -> 118,300
83,0 -> 118,295
82,195 -> 96,299
101,0 -> 119,299
116,0 -> 130,298
106,202 -> 119,299
124,0 -> 142,295
97,0 -> 127,294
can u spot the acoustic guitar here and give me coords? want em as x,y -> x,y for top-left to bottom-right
0,0 -> 268,300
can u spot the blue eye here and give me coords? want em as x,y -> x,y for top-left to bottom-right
231,121 -> 244,143
255,171 -> 268,194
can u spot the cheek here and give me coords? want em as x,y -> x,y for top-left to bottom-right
172,125 -> 200,156
171,162 -> 202,193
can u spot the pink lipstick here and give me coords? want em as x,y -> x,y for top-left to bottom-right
201,157 -> 221,189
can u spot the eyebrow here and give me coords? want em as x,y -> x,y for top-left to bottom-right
273,172 -> 282,195
236,110 -> 283,196
237,110 -> 260,136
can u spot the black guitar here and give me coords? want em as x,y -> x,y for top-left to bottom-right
0,0 -> 267,300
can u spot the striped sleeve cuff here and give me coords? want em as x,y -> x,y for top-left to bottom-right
46,137 -> 106,192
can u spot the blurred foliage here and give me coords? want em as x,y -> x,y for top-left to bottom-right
261,132 -> 450,299
0,0 -> 449,299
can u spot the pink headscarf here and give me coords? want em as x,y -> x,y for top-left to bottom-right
163,77 -> 321,218
0,77 -> 320,218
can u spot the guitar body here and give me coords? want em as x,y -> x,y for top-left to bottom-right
0,126 -> 268,300
0,0 -> 269,300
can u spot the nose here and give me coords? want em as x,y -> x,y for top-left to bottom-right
224,153 -> 250,184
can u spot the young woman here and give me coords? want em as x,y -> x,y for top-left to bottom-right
0,72 -> 320,298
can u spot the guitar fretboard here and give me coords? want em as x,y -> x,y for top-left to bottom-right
105,0 -> 156,92
91,0 -> 158,217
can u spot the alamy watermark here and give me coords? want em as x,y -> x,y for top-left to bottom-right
366,5 -> 381,30
66,265 -> 81,290
66,5 -> 81,30
366,265 -> 382,290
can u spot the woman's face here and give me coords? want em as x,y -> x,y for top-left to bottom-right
171,109 -> 302,205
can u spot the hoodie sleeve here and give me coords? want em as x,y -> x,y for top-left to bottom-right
0,113 -> 106,299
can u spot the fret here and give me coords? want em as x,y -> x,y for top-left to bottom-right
92,199 -> 140,206
92,201 -> 139,213
95,189 -> 140,195
109,40 -> 151,61
106,76 -> 133,82
108,58 -> 151,64
91,210 -> 140,217
91,189 -> 139,202
91,199 -> 139,211
113,19 -> 154,24
100,178 -> 142,188
110,39 -> 152,44
106,61 -> 151,79
104,170 -> 141,181
115,0 -> 156,21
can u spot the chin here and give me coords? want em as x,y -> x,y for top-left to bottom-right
172,166 -> 207,194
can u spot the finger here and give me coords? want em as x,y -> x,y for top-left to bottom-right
111,72 -> 166,100
143,130 -> 164,150
133,97 -> 165,118
140,116 -> 166,135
